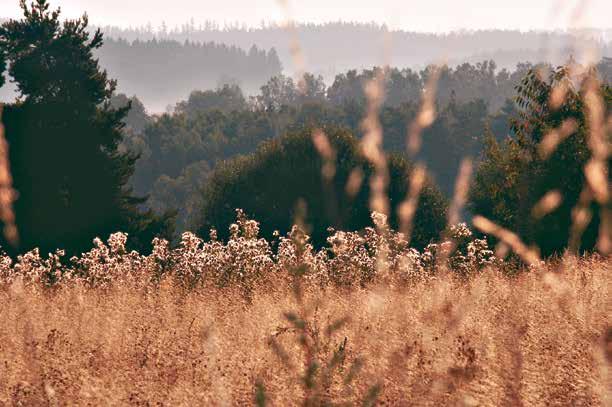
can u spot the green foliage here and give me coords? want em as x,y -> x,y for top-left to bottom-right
113,61 -> 564,237
123,62 -> 551,230
175,84 -> 248,118
470,65 -> 611,256
129,90 -> 492,233
326,63 -> 532,112
254,73 -> 326,111
418,97 -> 490,194
196,127 -> 447,249
0,0 -> 172,255
148,161 -> 211,232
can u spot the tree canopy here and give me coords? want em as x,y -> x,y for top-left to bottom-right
196,127 -> 448,248
469,65 -> 612,256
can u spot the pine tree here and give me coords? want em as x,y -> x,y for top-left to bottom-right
0,0 -> 172,255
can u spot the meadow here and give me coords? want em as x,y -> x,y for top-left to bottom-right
0,216 -> 609,405
0,2 -> 610,405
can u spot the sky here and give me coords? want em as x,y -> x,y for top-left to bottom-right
1,0 -> 611,33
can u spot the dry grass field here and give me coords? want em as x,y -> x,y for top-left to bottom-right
0,250 -> 609,405
0,3 -> 609,404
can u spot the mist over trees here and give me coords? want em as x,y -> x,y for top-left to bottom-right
3,18 -> 609,112
96,38 -> 282,112
111,61 -> 530,232
0,1 -> 610,257
99,21 -> 611,76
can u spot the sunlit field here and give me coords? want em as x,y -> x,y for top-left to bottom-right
0,218 -> 609,405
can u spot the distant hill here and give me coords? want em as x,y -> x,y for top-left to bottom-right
96,38 -> 281,112
0,24 -> 282,112
1,19 -> 610,111
98,22 -> 611,76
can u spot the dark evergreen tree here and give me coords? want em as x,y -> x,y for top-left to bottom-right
0,0 -> 172,255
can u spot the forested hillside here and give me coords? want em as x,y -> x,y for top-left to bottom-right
100,22 -> 611,76
97,38 -> 282,111
0,2 -> 610,254
115,59 -> 611,234
4,19 -> 609,111
0,30 -> 282,112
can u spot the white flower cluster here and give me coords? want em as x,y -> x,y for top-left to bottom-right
0,211 -> 499,289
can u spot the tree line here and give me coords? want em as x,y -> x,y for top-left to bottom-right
119,60 -> 612,232
191,63 -> 611,256
0,0 -> 610,260
97,38 -> 282,112
0,22 -> 284,112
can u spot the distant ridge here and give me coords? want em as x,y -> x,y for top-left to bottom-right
1,18 -> 610,111
95,22 -> 611,74
4,16 -> 605,72
0,27 -> 282,112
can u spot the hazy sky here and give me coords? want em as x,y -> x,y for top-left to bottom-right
1,0 -> 610,32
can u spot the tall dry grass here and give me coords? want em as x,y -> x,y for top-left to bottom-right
0,256 -> 609,405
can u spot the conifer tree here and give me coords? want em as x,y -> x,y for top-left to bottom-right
0,0 -> 172,255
